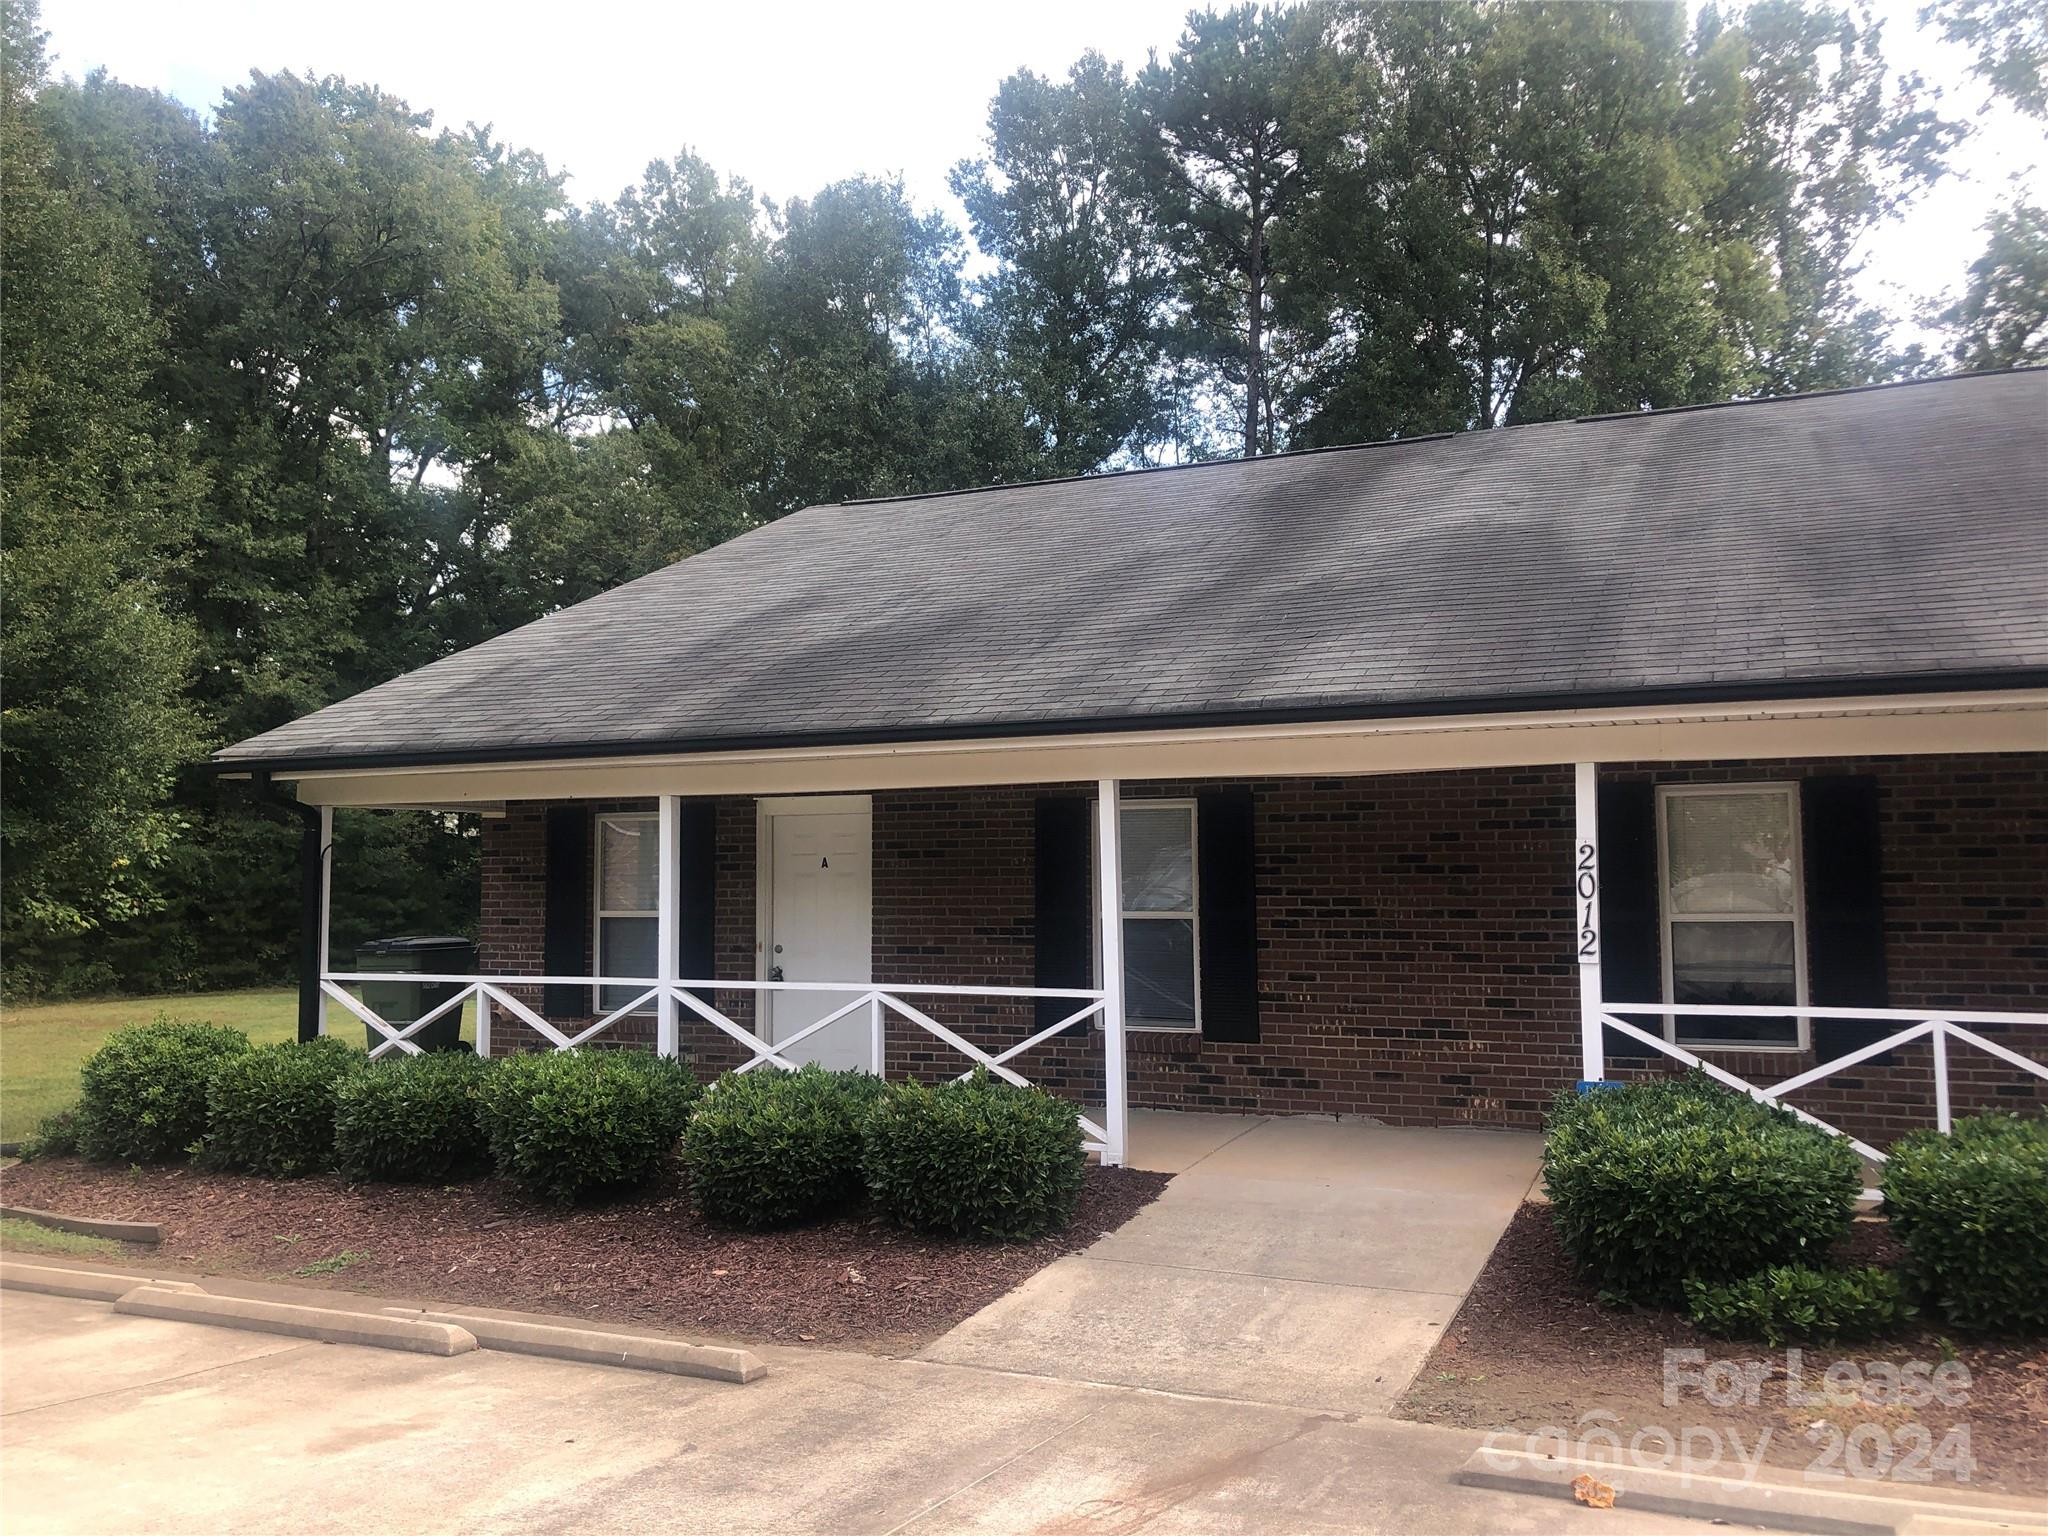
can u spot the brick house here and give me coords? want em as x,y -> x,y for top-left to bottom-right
214,369 -> 2048,1168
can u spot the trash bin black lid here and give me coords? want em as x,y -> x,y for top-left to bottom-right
355,935 -> 477,954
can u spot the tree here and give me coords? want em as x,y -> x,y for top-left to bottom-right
1940,200 -> 2048,368
463,148 -> 763,633
1919,0 -> 2048,376
16,60 -> 568,993
1291,1 -> 1744,439
181,73 -> 565,739
1137,4 -> 1342,455
952,54 -> 1172,473
1923,0 -> 2047,117
742,176 -> 982,509
0,0 -> 205,991
1283,0 -> 1961,445
553,148 -> 764,439
1693,0 -> 1963,393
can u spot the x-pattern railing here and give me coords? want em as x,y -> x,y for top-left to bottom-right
1597,1002 -> 2048,1195
322,973 -> 1115,1155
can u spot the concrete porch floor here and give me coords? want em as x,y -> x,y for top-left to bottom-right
919,1110 -> 1544,1417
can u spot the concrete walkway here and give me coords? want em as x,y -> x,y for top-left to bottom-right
0,1286 -> 1710,1535
918,1111 -> 1542,1416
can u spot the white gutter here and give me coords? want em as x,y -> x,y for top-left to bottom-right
282,688 -> 2048,808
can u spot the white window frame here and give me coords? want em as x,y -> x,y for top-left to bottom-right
592,810 -> 660,1016
1093,797 -> 1202,1034
1655,782 -> 1809,1053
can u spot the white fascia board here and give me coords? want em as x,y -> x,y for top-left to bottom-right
288,689 -> 2048,808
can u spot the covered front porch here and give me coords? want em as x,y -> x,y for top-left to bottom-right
294,690 -> 2048,1176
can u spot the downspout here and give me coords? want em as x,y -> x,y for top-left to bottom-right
254,771 -> 326,1043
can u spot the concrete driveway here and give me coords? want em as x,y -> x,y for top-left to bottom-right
918,1111 -> 1542,1415
0,1286 -> 1710,1535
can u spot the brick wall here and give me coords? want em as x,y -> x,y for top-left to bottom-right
475,753 -> 2046,1142
873,787 -> 1103,1096
480,802 -> 547,976
1152,769 -> 1580,1123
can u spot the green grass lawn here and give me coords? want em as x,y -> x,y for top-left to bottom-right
0,988 -> 475,1142
0,1216 -> 130,1260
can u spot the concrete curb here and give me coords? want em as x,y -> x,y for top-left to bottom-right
116,1285 -> 477,1357
384,1307 -> 766,1383
1,1261 -> 173,1301
1456,1447 -> 2048,1535
2,1262 -> 759,1380
1,1205 -> 161,1245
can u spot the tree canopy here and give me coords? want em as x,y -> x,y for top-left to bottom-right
0,0 -> 2035,996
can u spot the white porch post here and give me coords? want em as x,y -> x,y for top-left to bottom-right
1096,778 -> 1129,1166
657,794 -> 681,1058
1931,1024 -> 1952,1133
317,805 -> 334,1038
1574,762 -> 1604,1083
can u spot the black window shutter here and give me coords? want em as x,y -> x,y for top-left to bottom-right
1596,780 -> 1661,1060
677,801 -> 718,1006
1802,775 -> 1889,1062
1197,788 -> 1260,1044
542,806 -> 590,1020
1034,797 -> 1094,1033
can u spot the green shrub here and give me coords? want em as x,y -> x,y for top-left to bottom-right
682,1065 -> 886,1228
76,1017 -> 252,1163
333,1051 -> 494,1184
1543,1073 -> 1862,1303
18,1106 -> 80,1161
202,1037 -> 362,1177
1882,1113 -> 2048,1334
611,1050 -> 704,1148
1685,1264 -> 1912,1345
861,1070 -> 1086,1240
476,1049 -> 702,1205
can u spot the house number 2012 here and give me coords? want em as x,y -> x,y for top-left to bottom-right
1576,841 -> 1599,961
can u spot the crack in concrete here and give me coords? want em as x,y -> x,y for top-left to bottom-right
2,1338 -> 317,1418
1156,1116 -> 1269,1176
882,1404 -> 1107,1536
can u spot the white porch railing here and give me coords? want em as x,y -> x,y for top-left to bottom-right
321,973 -> 1121,1162
1593,1002 -> 2048,1196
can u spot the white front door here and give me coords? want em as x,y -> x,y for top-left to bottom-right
763,799 -> 873,1071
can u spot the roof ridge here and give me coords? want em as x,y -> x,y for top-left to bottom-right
832,365 -> 2044,511
833,432 -> 1457,508
1567,364 -> 2044,426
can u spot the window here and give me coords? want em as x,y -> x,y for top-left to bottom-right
593,812 -> 659,1012
1103,801 -> 1200,1032
1656,784 -> 1806,1049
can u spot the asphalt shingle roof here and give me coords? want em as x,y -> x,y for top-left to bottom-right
218,369 -> 2048,772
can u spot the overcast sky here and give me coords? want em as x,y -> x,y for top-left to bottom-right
35,0 -> 2046,329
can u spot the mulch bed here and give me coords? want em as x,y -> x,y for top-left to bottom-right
1396,1202 -> 2048,1498
0,1158 -> 1168,1353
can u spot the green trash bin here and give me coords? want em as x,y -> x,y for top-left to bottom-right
354,935 -> 477,1053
